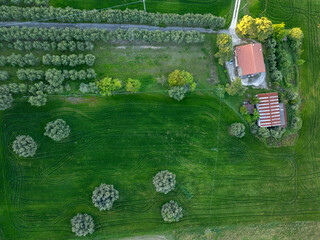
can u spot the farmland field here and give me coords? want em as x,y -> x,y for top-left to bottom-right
1,0 -> 320,239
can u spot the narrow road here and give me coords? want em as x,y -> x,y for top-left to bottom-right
228,0 -> 243,46
0,22 -> 219,33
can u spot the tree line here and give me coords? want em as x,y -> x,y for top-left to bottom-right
0,26 -> 205,44
0,53 -> 39,67
42,53 -> 95,67
0,0 -> 48,6
0,6 -> 225,29
9,40 -> 94,52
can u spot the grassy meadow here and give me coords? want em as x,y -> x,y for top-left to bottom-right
1,0 -> 320,239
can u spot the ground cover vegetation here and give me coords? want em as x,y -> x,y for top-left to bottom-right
2,0 -> 320,238
0,6 -> 226,29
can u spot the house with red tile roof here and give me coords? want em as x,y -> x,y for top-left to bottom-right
234,43 -> 266,76
256,92 -> 287,128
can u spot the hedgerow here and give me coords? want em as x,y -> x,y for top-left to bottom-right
0,6 -> 225,28
0,53 -> 39,67
42,53 -> 96,67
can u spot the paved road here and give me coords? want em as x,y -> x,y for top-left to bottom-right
0,22 -> 220,33
228,0 -> 243,46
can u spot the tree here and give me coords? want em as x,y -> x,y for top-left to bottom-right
153,170 -> 176,194
213,84 -> 225,98
12,135 -> 37,157
288,28 -> 303,41
236,15 -> 273,42
92,183 -> 119,211
0,93 -> 13,110
291,116 -> 302,131
215,33 -> 233,65
270,127 -> 285,139
44,119 -> 70,141
168,86 -> 187,101
240,106 -> 248,116
167,70 -> 196,91
71,213 -> 95,237
271,70 -> 283,82
96,77 -> 122,96
230,123 -> 245,138
125,78 -> 141,93
272,22 -> 286,41
28,91 -> 47,107
258,127 -> 270,138
252,109 -> 260,122
225,77 -> 245,96
250,96 -> 260,104
161,200 -> 183,222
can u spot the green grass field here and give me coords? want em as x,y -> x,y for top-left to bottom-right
1,0 -> 320,239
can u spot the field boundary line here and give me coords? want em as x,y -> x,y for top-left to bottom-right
207,95 -> 222,227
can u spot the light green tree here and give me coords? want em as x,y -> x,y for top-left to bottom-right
96,77 -> 122,96
12,135 -> 37,157
125,78 -> 141,93
168,86 -> 187,101
71,213 -> 95,237
215,33 -> 233,65
225,77 -> 245,96
230,123 -> 245,138
168,70 -> 196,91
92,184 -> 119,211
44,119 -> 70,141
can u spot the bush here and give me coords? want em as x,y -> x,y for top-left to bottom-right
12,135 -> 37,157
96,77 -> 122,96
0,71 -> 9,81
42,54 -> 95,67
291,116 -> 302,131
258,127 -> 270,138
153,170 -> 176,194
213,84 -> 225,99
125,78 -> 141,93
168,70 -> 196,91
71,213 -> 95,237
28,90 -> 47,106
92,183 -> 119,211
168,86 -> 187,101
44,119 -> 70,141
230,123 -> 245,138
161,200 -> 183,222
0,92 -> 14,110
1,53 -> 39,67
17,69 -> 44,81
225,77 -> 245,96
215,33 -> 233,65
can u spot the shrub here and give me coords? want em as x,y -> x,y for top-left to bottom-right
168,70 -> 196,91
153,170 -> 176,194
230,123 -> 245,138
44,119 -> 70,141
92,183 -> 119,211
168,86 -> 187,101
12,135 -> 37,157
125,78 -> 141,93
28,90 -> 47,106
0,92 -> 14,110
213,84 -> 225,99
96,77 -> 122,96
215,33 -> 233,65
258,127 -> 270,138
225,77 -> 245,96
17,69 -> 44,81
291,116 -> 302,131
71,213 -> 95,237
161,200 -> 183,222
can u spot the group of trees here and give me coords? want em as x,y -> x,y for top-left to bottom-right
42,54 -> 96,67
9,40 -> 94,52
236,15 -> 273,42
215,33 -> 233,65
267,38 -> 283,82
0,6 -> 225,29
0,27 -> 205,44
17,69 -> 44,81
0,53 -> 39,67
167,69 -> 196,101
0,0 -> 48,6
12,135 -> 37,157
0,71 -> 9,81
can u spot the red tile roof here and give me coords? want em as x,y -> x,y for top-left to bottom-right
235,43 -> 266,76
256,92 -> 281,128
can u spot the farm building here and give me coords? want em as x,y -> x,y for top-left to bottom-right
234,43 -> 266,76
256,92 -> 287,128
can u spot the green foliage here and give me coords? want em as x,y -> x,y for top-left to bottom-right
17,69 -> 43,81
213,84 -> 225,98
0,92 -> 13,110
258,127 -> 270,138
288,28 -> 303,41
168,69 -> 196,91
96,77 -> 122,96
12,135 -> 37,157
0,6 -> 225,28
79,82 -> 98,94
252,109 -> 260,122
161,200 -> 183,222
0,71 -> 9,81
28,91 -> 47,107
240,106 -> 248,116
168,86 -> 187,101
42,54 -> 95,67
0,53 -> 39,67
270,127 -> 285,139
71,213 -> 95,237
153,170 -> 176,194
125,78 -> 141,93
225,77 -> 245,96
250,96 -> 260,104
272,22 -> 286,41
250,123 -> 259,134
44,119 -> 70,141
230,122 -> 245,138
92,183 -> 119,211
214,33 -> 233,65
291,116 -> 302,131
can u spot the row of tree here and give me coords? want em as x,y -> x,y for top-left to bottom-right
0,71 -> 9,81
9,40 -> 94,52
0,6 -> 225,28
0,53 -> 39,67
0,26 -> 205,44
0,0 -> 48,6
42,53 -> 96,67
